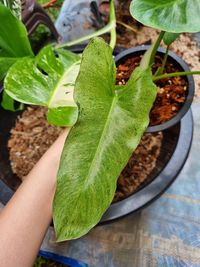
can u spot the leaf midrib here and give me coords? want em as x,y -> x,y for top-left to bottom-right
62,94 -> 118,239
84,94 -> 117,187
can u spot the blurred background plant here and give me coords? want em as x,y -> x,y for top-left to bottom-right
34,256 -> 69,267
0,0 -> 21,17
29,0 -> 62,51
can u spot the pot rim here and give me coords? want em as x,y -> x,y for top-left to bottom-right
0,109 -> 193,221
115,45 -> 195,133
101,109 -> 193,222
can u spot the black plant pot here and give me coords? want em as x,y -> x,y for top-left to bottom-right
115,45 -> 195,133
0,46 -> 194,224
101,109 -> 193,222
0,107 -> 193,222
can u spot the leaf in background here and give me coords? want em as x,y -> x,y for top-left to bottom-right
0,5 -> 33,79
130,0 -> 200,33
163,32 -> 180,46
53,38 -> 157,241
0,0 -> 21,19
5,45 -> 81,126
0,57 -> 17,80
1,91 -> 24,111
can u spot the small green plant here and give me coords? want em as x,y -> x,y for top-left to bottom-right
34,256 -> 55,267
1,0 -> 200,242
34,256 -> 65,267
130,0 -> 200,79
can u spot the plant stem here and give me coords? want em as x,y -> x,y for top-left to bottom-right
140,31 -> 165,70
149,31 -> 165,66
110,26 -> 116,50
56,0 -> 116,49
159,45 -> 169,74
43,0 -> 57,8
109,0 -> 116,50
55,23 -> 115,48
153,71 -> 200,82
116,20 -> 138,33
154,66 -> 161,77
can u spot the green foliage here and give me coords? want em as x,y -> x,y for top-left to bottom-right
1,91 -> 23,111
29,0 -> 62,48
163,32 -> 180,46
0,5 -> 33,56
29,24 -> 51,52
0,0 -> 21,18
0,57 -> 17,81
53,38 -> 157,241
34,256 -> 61,267
34,257 -> 50,267
130,0 -> 200,33
37,0 -> 61,21
5,45 -> 80,126
1,1 -> 174,242
0,5 -> 33,80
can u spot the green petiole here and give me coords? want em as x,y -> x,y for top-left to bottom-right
153,71 -> 200,82
159,45 -> 170,75
140,31 -> 165,70
55,0 -> 116,49
109,0 -> 117,50
116,20 -> 138,33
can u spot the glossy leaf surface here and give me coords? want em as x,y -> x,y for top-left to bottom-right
5,45 -> 80,126
130,0 -> 200,33
53,38 -> 157,241
0,5 -> 33,79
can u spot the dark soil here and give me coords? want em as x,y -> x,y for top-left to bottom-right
8,107 -> 163,201
113,132 -> 162,202
116,55 -> 187,126
8,107 -> 63,180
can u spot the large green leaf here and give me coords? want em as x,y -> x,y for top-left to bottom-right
5,45 -> 80,126
53,38 -> 157,241
0,5 -> 33,79
130,0 -> 200,33
0,0 -> 21,18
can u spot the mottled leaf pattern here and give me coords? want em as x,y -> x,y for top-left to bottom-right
5,45 -> 81,126
53,38 -> 157,241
